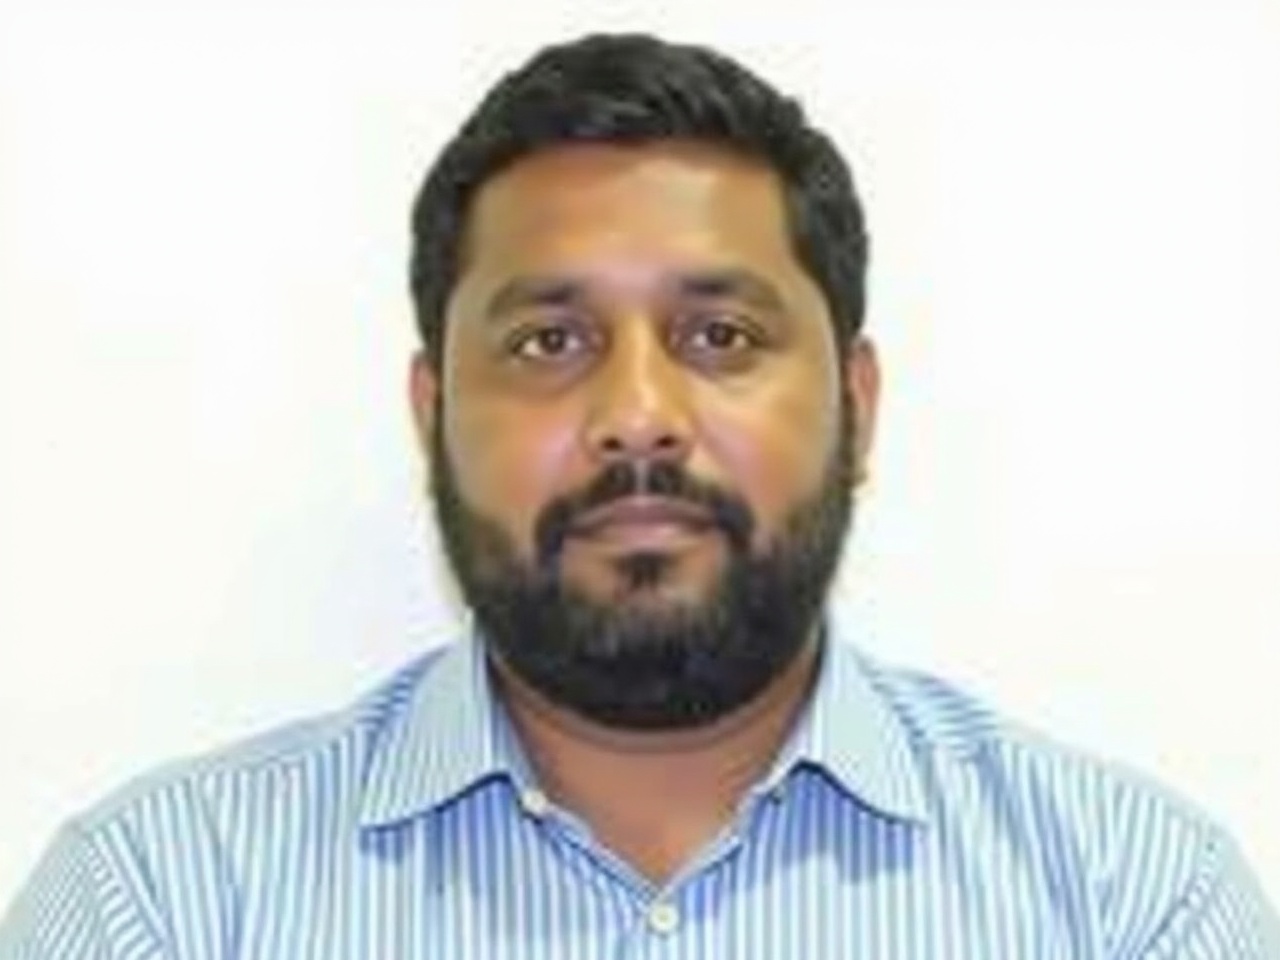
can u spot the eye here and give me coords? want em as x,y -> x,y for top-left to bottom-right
508,322 -> 589,362
680,314 -> 762,355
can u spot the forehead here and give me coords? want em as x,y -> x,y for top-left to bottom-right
457,141 -> 800,282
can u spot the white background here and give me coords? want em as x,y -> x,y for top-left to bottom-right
2,0 -> 1278,914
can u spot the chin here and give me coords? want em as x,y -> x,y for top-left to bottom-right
577,550 -> 723,605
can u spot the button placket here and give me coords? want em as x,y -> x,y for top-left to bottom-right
518,787 -> 551,818
645,900 -> 680,935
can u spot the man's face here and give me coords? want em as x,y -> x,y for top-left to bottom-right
412,141 -> 879,729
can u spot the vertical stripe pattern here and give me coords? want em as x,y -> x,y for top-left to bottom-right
3,625 -> 1277,959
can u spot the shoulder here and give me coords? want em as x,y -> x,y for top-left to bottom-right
866,652 -> 1221,853
2,648 -> 454,956
859,650 -> 1272,951
73,650 -> 439,835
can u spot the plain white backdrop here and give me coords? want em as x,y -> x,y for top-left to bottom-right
2,0 -> 1278,912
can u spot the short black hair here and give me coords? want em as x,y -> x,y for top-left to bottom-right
409,33 -> 868,365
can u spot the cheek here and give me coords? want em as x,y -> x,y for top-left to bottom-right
443,397 -> 581,537
697,378 -> 839,529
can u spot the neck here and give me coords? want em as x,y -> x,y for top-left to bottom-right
490,630 -> 822,883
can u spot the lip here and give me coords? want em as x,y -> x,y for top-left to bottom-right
569,496 -> 714,537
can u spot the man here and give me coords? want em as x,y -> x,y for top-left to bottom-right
2,32 -> 1276,959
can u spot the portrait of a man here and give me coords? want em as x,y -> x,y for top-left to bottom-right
2,28 -> 1276,960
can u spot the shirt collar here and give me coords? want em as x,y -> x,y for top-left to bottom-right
768,621 -> 931,825
358,631 -> 528,828
357,616 -> 930,829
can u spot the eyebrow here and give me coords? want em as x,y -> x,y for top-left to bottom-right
482,276 -> 586,323
673,268 -> 788,314
480,267 -> 790,324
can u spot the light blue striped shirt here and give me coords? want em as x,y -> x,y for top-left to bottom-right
4,619 -> 1277,959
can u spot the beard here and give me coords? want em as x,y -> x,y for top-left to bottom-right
430,400 -> 856,731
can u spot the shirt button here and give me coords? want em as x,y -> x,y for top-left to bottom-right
646,901 -> 680,935
519,788 -> 550,817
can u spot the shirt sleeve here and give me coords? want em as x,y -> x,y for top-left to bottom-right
1137,832 -> 1280,960
0,823 -> 164,960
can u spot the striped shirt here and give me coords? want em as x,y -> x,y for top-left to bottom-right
3,620 -> 1277,959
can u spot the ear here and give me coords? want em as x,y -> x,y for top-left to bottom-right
843,336 -> 881,488
408,351 -> 439,456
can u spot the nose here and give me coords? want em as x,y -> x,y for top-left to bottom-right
582,322 -> 694,467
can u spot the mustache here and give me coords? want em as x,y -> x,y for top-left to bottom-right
533,461 -> 754,564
